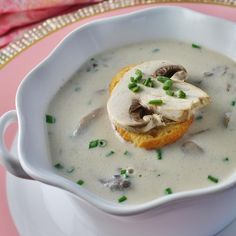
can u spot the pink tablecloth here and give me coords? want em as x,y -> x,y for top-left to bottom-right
0,0 -> 102,48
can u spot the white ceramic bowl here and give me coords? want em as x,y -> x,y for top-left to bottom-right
1,6 -> 236,235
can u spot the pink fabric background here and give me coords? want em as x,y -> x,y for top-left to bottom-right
0,0 -> 102,48
0,3 -> 236,236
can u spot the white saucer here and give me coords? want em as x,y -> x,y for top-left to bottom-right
6,137 -> 236,236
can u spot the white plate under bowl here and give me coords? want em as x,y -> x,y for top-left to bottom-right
6,136 -> 236,236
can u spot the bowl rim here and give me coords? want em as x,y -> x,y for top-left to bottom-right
16,6 -> 236,216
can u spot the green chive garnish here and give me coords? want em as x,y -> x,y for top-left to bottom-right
98,139 -> 107,147
128,83 -> 140,93
166,90 -> 174,96
130,77 -> 137,83
77,179 -> 84,185
231,101 -> 236,106
152,48 -> 160,53
148,99 -> 163,105
156,149 -> 162,160
66,167 -> 75,173
124,150 -> 130,156
157,76 -> 169,83
177,90 -> 186,99
105,151 -> 115,157
143,77 -> 154,87
135,69 -> 143,79
128,82 -> 137,89
46,114 -> 56,124
54,163 -> 64,169
223,157 -> 229,162
163,80 -> 173,90
89,139 -> 107,149
196,115 -> 203,121
192,43 -> 201,49
131,85 -> 140,93
118,195 -> 127,203
120,169 -> 127,175
165,188 -> 173,195
74,87 -> 81,92
208,175 -> 219,183
89,140 -> 99,148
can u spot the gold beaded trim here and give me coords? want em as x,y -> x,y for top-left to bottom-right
0,0 -> 235,69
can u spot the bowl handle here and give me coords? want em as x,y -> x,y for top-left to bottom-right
0,110 -> 32,179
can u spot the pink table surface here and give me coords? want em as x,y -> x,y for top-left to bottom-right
1,3 -> 236,236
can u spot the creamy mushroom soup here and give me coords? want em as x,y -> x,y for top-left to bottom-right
47,40 -> 236,204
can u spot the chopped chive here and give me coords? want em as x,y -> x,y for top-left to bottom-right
105,150 -> 115,157
152,48 -> 160,53
128,82 -> 140,92
99,139 -> 107,147
139,174 -> 142,177
120,169 -> 127,175
208,175 -> 219,183
124,150 -> 130,156
74,87 -> 81,92
223,157 -> 229,162
66,167 -> 75,173
135,69 -> 143,78
196,115 -> 203,121
89,139 -> 107,149
143,77 -> 154,87
89,139 -> 99,148
77,179 -> 84,185
192,43 -> 201,49
177,90 -> 186,99
165,188 -> 173,195
231,101 -> 236,106
130,77 -> 138,83
54,163 -> 64,169
148,99 -> 163,105
163,80 -> 173,90
157,76 -> 169,83
166,90 -> 174,96
118,195 -> 127,203
156,149 -> 162,160
132,86 -> 140,93
128,82 -> 137,89
46,114 -> 56,124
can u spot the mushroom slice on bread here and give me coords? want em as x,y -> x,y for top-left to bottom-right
107,60 -> 210,149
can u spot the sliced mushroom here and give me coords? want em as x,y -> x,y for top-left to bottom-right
181,141 -> 204,155
107,60 -> 210,133
153,64 -> 187,81
72,107 -> 104,136
129,99 -> 153,122
100,175 -> 131,191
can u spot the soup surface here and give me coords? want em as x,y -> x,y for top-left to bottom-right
47,40 -> 236,204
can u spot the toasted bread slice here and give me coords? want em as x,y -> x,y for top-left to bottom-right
109,65 -> 193,149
